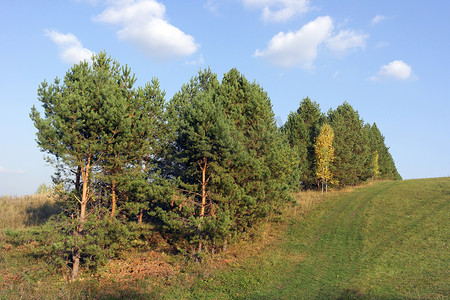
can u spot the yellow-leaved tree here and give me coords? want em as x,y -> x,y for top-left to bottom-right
314,124 -> 337,193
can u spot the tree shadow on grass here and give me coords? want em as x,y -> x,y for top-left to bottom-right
25,201 -> 62,226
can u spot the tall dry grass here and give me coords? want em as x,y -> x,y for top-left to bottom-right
0,194 -> 60,242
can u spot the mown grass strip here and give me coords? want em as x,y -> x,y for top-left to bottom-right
166,178 -> 449,299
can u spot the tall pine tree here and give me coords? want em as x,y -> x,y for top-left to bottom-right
282,97 -> 324,188
328,102 -> 372,186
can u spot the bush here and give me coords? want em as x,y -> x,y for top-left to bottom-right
6,210 -> 142,275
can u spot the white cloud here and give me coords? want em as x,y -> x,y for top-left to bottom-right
204,0 -> 219,14
45,30 -> 94,64
254,16 -> 333,68
370,60 -> 414,81
184,54 -> 205,66
95,0 -> 199,60
326,30 -> 368,55
242,0 -> 310,22
0,166 -> 24,175
255,15 -> 370,68
375,41 -> 389,48
371,14 -> 386,26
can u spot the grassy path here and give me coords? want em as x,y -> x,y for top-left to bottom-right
174,178 -> 449,299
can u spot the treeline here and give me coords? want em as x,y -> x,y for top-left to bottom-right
283,97 -> 401,190
28,52 -> 400,279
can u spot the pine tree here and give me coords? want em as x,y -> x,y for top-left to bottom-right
30,52 -> 166,278
366,123 -> 401,180
216,69 -> 293,230
158,68 -> 294,253
282,97 -> 324,188
158,69 -> 237,252
328,102 -> 371,186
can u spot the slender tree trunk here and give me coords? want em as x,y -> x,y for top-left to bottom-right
110,179 -> 117,218
72,157 -> 90,280
321,174 -> 324,195
138,209 -> 143,224
198,157 -> 207,253
75,166 -> 81,194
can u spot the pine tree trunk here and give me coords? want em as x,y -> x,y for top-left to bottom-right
72,157 -> 90,280
198,157 -> 207,253
75,166 -> 81,194
72,252 -> 80,280
110,179 -> 117,218
138,209 -> 143,224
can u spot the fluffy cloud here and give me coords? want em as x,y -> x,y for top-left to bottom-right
242,0 -> 310,22
45,30 -> 94,64
95,0 -> 198,60
255,16 -> 333,68
370,60 -> 414,81
255,16 -> 368,68
326,30 -> 368,54
371,15 -> 386,26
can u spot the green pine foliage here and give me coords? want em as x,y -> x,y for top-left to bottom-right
366,123 -> 402,180
153,68 -> 295,253
30,52 -> 168,278
282,98 -> 324,189
23,52 -> 401,279
327,102 -> 373,186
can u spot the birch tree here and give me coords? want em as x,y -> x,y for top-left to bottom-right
314,124 -> 336,193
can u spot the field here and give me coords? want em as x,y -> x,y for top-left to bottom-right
1,178 -> 449,299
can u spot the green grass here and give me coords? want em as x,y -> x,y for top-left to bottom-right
161,178 -> 449,299
1,178 -> 448,299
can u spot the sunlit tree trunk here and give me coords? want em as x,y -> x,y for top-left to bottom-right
110,179 -> 117,218
72,157 -> 91,280
198,157 -> 208,253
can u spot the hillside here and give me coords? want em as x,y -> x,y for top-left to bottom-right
1,178 -> 448,299
166,178 -> 449,299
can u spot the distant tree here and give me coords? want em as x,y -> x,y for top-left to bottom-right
366,123 -> 401,180
30,52 -> 165,279
283,97 -> 324,188
314,124 -> 336,193
35,183 -> 51,195
282,111 -> 308,188
328,102 -> 372,186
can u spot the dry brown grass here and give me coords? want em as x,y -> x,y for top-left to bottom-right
0,194 -> 60,243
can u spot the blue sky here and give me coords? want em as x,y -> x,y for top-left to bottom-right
1,0 -> 449,195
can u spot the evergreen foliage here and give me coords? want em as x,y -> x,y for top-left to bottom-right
156,69 -> 295,253
327,102 -> 373,186
282,98 -> 324,188
366,123 -> 402,180
26,53 -> 401,278
30,52 -> 167,278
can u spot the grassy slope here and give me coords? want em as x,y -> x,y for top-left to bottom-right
169,178 -> 449,299
1,178 -> 448,299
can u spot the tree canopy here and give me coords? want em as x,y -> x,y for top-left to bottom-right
30,53 -> 401,278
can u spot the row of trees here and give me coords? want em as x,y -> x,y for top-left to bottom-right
30,53 -> 400,279
283,98 -> 401,191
